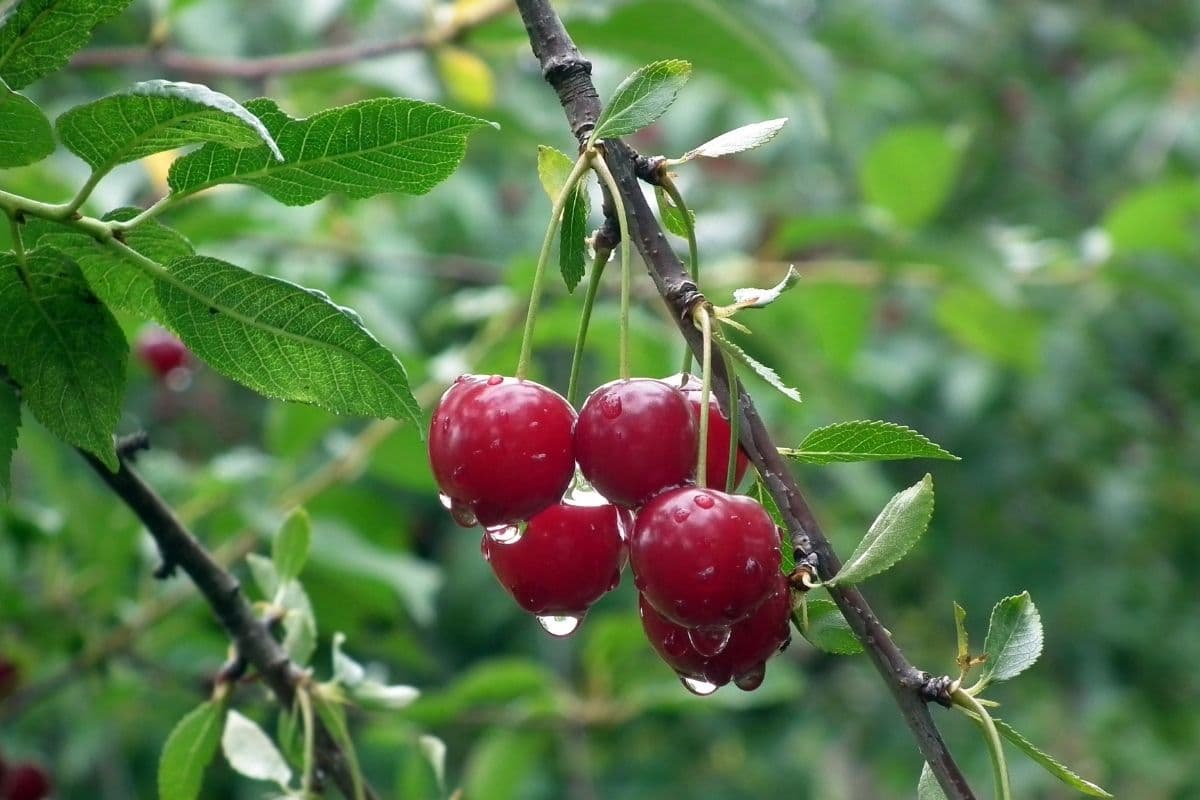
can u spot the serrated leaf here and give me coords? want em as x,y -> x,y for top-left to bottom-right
800,598 -> 863,655
56,80 -> 281,174
678,117 -> 788,162
0,380 -> 18,495
780,420 -> 959,465
592,59 -> 691,140
861,124 -> 965,228
954,602 -> 969,666
221,710 -> 292,789
0,0 -> 132,89
168,97 -> 495,205
654,185 -> 694,238
0,81 -> 53,167
713,329 -> 801,404
0,249 -> 125,469
993,717 -> 1112,798
918,762 -> 949,800
158,700 -> 224,800
535,145 -> 589,292
332,632 -> 365,688
273,507 -> 311,583
730,265 -> 800,309
828,474 -> 934,587
978,592 -> 1043,688
419,734 -> 447,794
155,255 -> 419,423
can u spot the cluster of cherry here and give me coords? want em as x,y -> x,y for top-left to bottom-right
429,374 -> 791,695
0,661 -> 51,800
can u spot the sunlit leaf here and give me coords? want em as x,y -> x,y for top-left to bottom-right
935,286 -> 1042,371
592,59 -> 692,140
978,592 -> 1043,688
828,474 -> 934,586
159,701 -> 225,800
780,420 -> 959,464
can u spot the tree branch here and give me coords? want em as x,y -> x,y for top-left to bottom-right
512,2 -> 976,797
80,451 -> 378,800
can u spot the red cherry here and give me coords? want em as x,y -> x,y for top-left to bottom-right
482,500 -> 629,624
662,373 -> 750,490
428,375 -> 576,527
2,763 -> 52,800
631,486 -> 781,629
0,658 -> 17,701
135,326 -> 190,377
574,379 -> 696,508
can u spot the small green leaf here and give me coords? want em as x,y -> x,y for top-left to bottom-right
1103,179 -> 1200,257
993,717 -> 1112,798
780,420 -> 959,465
158,700 -> 225,800
654,185 -> 694,238
918,762 -> 949,800
828,474 -> 934,587
861,124 -> 966,228
282,604 -> 317,667
677,117 -> 788,162
536,145 -> 589,291
245,553 -> 279,599
272,507 -> 312,583
0,0 -> 132,89
56,80 -> 281,173
168,97 -> 495,205
220,710 -> 292,789
535,145 -> 574,201
592,59 -> 692,140
0,80 -> 53,167
954,602 -> 970,667
749,477 -> 789,571
313,691 -> 365,800
978,592 -> 1043,689
0,379 -> 18,495
713,329 -> 802,404
800,598 -> 863,655
0,249 -> 126,469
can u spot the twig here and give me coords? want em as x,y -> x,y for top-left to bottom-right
512,2 -> 976,797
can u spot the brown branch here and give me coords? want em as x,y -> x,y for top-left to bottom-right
68,0 -> 513,80
513,2 -> 976,798
80,451 -> 378,800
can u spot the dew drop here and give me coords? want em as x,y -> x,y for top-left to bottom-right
536,613 -> 582,637
489,438 -> 504,452
486,375 -> 504,385
680,675 -> 719,696
693,493 -> 715,509
438,493 -> 453,510
599,394 -> 623,419
531,452 -> 547,462
697,565 -> 716,581
672,507 -> 691,524
450,502 -> 477,528
486,523 -> 522,544
689,626 -> 732,657
734,664 -> 766,692
743,557 -> 761,578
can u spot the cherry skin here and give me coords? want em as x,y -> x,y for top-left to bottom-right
135,326 -> 190,377
662,373 -> 750,490
631,486 -> 781,629
429,375 -> 576,527
574,379 -> 696,508
482,500 -> 629,618
2,763 -> 52,800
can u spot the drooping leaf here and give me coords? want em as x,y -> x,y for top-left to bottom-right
220,710 -> 292,789
800,598 -> 863,655
677,117 -> 788,162
828,474 -> 934,587
993,717 -> 1112,798
861,124 -> 966,228
0,380 -> 20,497
918,762 -> 949,800
272,506 -> 312,583
592,59 -> 692,140
0,249 -> 125,469
0,80 -> 53,167
418,735 -> 447,794
713,329 -> 802,404
730,265 -> 801,309
654,185 -> 694,239
56,80 -> 281,173
535,145 -> 590,291
978,592 -> 1043,688
158,701 -> 225,800
168,97 -> 496,205
780,420 -> 959,464
0,0 -> 132,89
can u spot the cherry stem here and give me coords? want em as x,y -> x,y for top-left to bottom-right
721,346 -> 740,493
516,151 -> 594,380
696,307 -> 714,489
566,244 -> 613,406
661,175 -> 700,378
590,151 -> 631,380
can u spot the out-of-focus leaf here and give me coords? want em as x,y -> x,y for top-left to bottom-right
935,286 -> 1042,371
0,0 -> 132,89
220,710 -> 292,789
158,701 -> 224,800
436,46 -> 495,108
592,59 -> 692,140
861,124 -> 966,228
781,420 -> 959,464
828,474 -> 934,586
401,658 -> 557,725
1103,179 -> 1200,257
273,507 -> 312,583
462,729 -> 547,800
419,735 -> 447,794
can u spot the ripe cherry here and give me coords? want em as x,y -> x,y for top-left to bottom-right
135,326 -> 190,378
482,499 -> 629,633
429,375 -> 576,527
663,373 -> 749,490
574,379 -> 696,508
631,486 -> 781,629
1,763 -> 52,800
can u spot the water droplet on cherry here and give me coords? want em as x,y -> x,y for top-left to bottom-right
486,524 -> 522,544
680,675 -> 719,696
734,664 -> 766,692
438,493 -> 453,510
672,507 -> 691,523
486,375 -> 504,385
599,394 -> 623,419
536,613 -> 582,637
688,626 -> 732,657
693,493 -> 715,509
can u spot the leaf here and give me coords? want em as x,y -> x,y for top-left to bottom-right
56,79 -> 281,173
418,735 -> 447,794
535,145 -> 574,201
954,602 -> 970,668
654,185 -> 694,238
158,700 -> 225,800
462,729 -> 546,800
800,598 -> 863,655
712,329 -> 802,404
331,632 -> 366,688
536,145 -> 590,291
1103,179 -> 1200,257
313,691 -> 365,800
993,717 -> 1112,798
730,265 -> 801,309
0,380 -> 18,495
828,474 -> 934,587
592,59 -> 692,140
0,81 -> 53,167
748,477 -> 789,571
935,286 -> 1042,371
220,710 -> 293,789
780,420 -> 959,465
168,97 -> 496,205
0,0 -> 132,89
436,46 -> 495,108
978,592 -> 1043,688
245,553 -> 278,599
355,680 -> 421,710
861,124 -> 966,228
0,249 -> 126,469
918,762 -> 949,800
272,507 -> 312,583
277,577 -> 317,666
677,118 -> 788,162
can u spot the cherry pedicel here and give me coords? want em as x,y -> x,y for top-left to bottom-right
1,763 -> 52,800
429,375 -> 576,527
664,373 -> 750,491
631,486 -> 781,629
574,378 -> 697,508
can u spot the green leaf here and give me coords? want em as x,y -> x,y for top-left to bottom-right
313,691 -> 365,800
1103,179 -> 1200,257
748,477 -> 789,571
800,598 -> 863,655
935,286 -> 1042,371
780,420 -> 959,464
592,59 -> 692,140
277,578 -> 317,666
713,329 -> 802,404
861,124 -> 966,228
155,255 -> 419,423
0,81 -> 53,167
462,729 -> 547,800
978,592 -> 1043,688
654,185 -> 694,238
918,762 -> 949,800
0,249 -> 125,469
158,700 -> 225,800
245,552 -> 278,599
272,507 -> 312,583
828,474 -> 934,587
535,144 -> 574,201
220,709 -> 292,789
56,79 -> 281,173
0,379 -> 18,495
677,117 -> 788,162
993,717 -> 1112,798
0,0 -> 132,89
954,601 -> 970,667
168,97 -> 495,205
418,735 -> 447,795
401,658 -> 556,725
536,145 -> 589,291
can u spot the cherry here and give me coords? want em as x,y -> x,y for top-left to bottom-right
429,375 -> 576,527
574,379 -> 696,508
0,658 -> 16,701
482,499 -> 629,631
662,373 -> 749,490
631,486 -> 781,629
135,325 -> 190,377
1,763 -> 52,800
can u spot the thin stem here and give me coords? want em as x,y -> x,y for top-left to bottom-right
720,346 -> 740,493
589,154 -> 631,380
298,687 -> 316,798
662,176 -> 699,378
695,308 -> 713,489
62,170 -> 106,216
567,244 -> 613,406
953,688 -> 1011,800
109,193 -> 175,231
517,151 -> 593,380
7,212 -> 26,261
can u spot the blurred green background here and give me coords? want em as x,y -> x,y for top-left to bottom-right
2,0 -> 1198,797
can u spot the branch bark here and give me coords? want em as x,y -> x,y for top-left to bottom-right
513,2 -> 976,797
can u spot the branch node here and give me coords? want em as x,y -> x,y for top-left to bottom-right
669,280 -> 706,320
916,672 -> 957,708
634,154 -> 668,184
